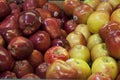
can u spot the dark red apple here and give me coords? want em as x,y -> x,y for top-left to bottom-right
0,47 -> 14,72
28,49 -> 44,68
36,0 -> 48,8
35,62 -> 50,79
13,60 -> 33,78
22,73 -> 40,79
29,31 -> 51,52
8,36 -> 34,60
0,71 -> 17,79
18,10 -> 41,36
42,2 -> 61,18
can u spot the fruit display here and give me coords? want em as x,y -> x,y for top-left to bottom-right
1,0 -> 120,79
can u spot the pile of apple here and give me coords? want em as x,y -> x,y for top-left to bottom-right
1,0 -> 120,79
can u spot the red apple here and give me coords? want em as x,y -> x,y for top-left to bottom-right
116,73 -> 120,80
36,0 -> 48,8
22,73 -> 40,79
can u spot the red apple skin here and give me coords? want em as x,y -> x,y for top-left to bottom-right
43,18 -> 61,39
88,72 -> 113,80
0,47 -> 14,72
35,62 -> 50,79
0,71 -> 17,79
63,0 -> 81,16
29,31 -> 51,52
36,0 -> 48,8
99,21 -> 120,41
19,10 -> 41,36
105,30 -> 120,59
8,36 -> 34,60
116,74 -> 120,80
13,60 -> 33,78
28,49 -> 44,68
21,73 -> 40,79
64,19 -> 77,34
46,60 -> 78,79
42,2 -> 61,18
73,3 -> 93,24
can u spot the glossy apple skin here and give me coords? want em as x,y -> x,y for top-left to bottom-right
64,19 -> 77,34
28,49 -> 44,68
21,73 -> 40,79
29,31 -> 51,52
42,2 -> 61,18
19,10 -> 41,36
0,47 -> 14,72
35,62 -> 50,79
88,72 -> 113,80
99,21 -> 120,41
8,36 -> 34,60
44,46 -> 70,64
111,9 -> 120,23
43,18 -> 61,39
73,3 -> 93,24
46,60 -> 78,79
13,60 -> 33,78
92,56 -> 118,79
0,71 -> 17,79
63,0 -> 81,16
36,0 -> 48,8
105,30 -> 120,59
22,0 -> 37,11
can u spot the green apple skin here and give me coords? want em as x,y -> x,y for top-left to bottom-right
87,33 -> 103,51
69,44 -> 90,63
87,11 -> 110,33
111,9 -> 120,23
92,56 -> 118,79
91,43 -> 109,61
106,0 -> 120,9
74,24 -> 91,40
66,58 -> 91,80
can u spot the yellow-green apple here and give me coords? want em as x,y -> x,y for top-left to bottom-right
73,3 -> 93,24
69,44 -> 90,63
46,59 -> 78,79
106,0 -> 120,9
63,0 -> 81,16
88,72 -> 113,80
83,0 -> 102,10
66,32 -> 87,47
87,33 -> 103,50
74,24 -> 91,40
96,1 -> 113,14
66,58 -> 91,79
105,30 -> 120,59
91,43 -> 109,61
99,21 -> 120,41
91,56 -> 118,79
111,9 -> 120,23
87,11 -> 110,33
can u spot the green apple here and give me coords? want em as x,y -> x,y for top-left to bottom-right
106,0 -> 120,9
69,44 -> 90,63
74,24 -> 91,40
87,33 -> 103,51
91,43 -> 109,61
87,11 -> 110,33
66,58 -> 91,80
111,9 -> 120,23
92,56 -> 118,79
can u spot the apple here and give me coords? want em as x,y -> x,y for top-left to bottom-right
0,35 -> 5,47
74,24 -> 91,40
66,58 -> 91,79
88,72 -> 113,80
46,60 -> 78,79
8,36 -> 34,60
106,0 -> 120,9
91,43 -> 109,61
91,56 -> 118,79
73,3 -> 93,24
111,8 -> 120,23
44,46 -> 70,64
21,73 -> 40,79
116,73 -> 120,80
87,10 -> 110,33
105,30 -> 120,59
87,33 -> 103,50
69,44 -> 90,63
36,0 -> 48,8
63,0 -> 81,16
66,31 -> 87,47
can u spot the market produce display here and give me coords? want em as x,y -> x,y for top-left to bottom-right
0,0 -> 120,79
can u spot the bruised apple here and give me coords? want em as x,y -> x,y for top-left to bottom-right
46,60 -> 78,79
